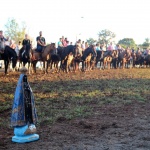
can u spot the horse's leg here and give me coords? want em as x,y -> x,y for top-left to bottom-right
32,61 -> 36,73
42,61 -> 45,73
59,61 -> 62,72
23,62 -> 26,67
50,60 -> 53,69
18,61 -> 21,71
81,61 -> 84,72
95,60 -> 98,68
4,60 -> 9,75
45,61 -> 49,74
122,59 -> 125,69
43,61 -> 47,74
87,61 -> 89,71
66,60 -> 69,73
16,60 -> 20,71
28,62 -> 31,74
75,61 -> 78,72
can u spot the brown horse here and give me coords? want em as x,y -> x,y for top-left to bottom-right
31,43 -> 56,73
103,55 -> 112,69
118,49 -> 131,69
85,53 -> 92,71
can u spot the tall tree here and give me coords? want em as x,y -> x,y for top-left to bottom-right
86,38 -> 97,45
98,29 -> 116,48
5,18 -> 26,44
142,38 -> 150,48
118,38 -> 137,49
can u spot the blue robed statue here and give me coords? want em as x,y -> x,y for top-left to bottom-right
11,67 -> 39,143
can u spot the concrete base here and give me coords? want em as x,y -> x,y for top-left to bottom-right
12,134 -> 39,143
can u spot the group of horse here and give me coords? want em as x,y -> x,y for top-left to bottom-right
0,40 -> 150,75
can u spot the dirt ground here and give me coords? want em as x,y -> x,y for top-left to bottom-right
1,102 -> 150,150
0,69 -> 150,150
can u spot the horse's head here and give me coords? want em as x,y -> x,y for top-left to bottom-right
43,43 -> 56,55
111,50 -> 118,58
74,45 -> 82,57
50,43 -> 56,51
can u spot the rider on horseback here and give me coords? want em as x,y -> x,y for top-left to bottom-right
0,30 -> 7,42
36,31 -> 46,60
22,34 -> 31,59
19,34 -> 30,60
0,30 -> 8,59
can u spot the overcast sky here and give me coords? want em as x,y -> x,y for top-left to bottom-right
1,0 -> 150,45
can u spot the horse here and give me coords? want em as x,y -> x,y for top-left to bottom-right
0,40 -> 17,75
117,49 -> 131,69
144,54 -> 150,67
47,48 -> 60,73
31,43 -> 56,73
48,54 -> 60,73
81,46 -> 96,71
96,50 -> 114,69
73,45 -> 83,72
111,50 -> 118,69
131,51 -> 137,68
58,45 -> 77,73
19,46 -> 31,73
102,51 -> 113,69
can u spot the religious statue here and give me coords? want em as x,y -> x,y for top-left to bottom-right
11,67 -> 39,143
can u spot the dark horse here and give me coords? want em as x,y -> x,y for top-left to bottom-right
58,45 -> 77,73
19,46 -> 31,73
0,41 -> 17,74
81,46 -> 97,71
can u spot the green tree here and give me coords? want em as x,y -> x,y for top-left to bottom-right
86,38 -> 97,45
5,18 -> 26,44
98,29 -> 116,48
118,38 -> 137,49
142,38 -> 150,49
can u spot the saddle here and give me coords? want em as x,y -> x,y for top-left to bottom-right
31,49 -> 43,61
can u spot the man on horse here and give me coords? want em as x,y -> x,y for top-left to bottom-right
22,34 -> 31,58
36,31 -> 46,60
0,30 -> 8,59
0,30 -> 7,42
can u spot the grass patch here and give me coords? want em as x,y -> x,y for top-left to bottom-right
0,68 -> 150,127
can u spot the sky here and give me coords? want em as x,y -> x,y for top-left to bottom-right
1,0 -> 150,45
